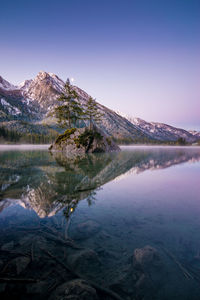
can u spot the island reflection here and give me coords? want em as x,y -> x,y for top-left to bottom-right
0,147 -> 200,218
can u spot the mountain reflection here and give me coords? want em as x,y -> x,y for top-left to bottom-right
0,147 -> 200,218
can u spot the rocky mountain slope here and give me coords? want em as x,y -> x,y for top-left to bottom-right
0,72 -> 150,141
118,114 -> 200,143
189,130 -> 200,140
0,72 -> 199,143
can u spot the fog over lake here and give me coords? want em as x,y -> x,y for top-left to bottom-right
0,144 -> 50,151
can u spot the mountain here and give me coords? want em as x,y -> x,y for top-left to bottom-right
0,72 -> 151,141
0,75 -> 42,122
118,114 -> 200,143
189,130 -> 200,140
0,71 -> 199,143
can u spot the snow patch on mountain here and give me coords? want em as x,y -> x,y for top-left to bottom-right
1,174 -> 21,192
19,79 -> 33,92
1,98 -> 21,115
189,130 -> 200,138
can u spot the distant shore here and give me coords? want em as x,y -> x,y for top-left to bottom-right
0,144 -> 50,151
120,144 -> 200,148
0,144 -> 199,152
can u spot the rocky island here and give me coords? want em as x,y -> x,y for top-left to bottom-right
49,127 -> 120,154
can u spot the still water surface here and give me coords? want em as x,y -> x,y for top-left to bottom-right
0,146 -> 200,300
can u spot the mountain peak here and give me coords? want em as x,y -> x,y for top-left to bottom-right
116,112 -> 146,125
34,71 -> 65,91
35,71 -> 63,82
36,71 -> 51,80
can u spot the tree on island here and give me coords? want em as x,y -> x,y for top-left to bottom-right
84,97 -> 103,130
53,78 -> 84,128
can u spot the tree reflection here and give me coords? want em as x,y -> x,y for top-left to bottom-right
1,148 -> 200,220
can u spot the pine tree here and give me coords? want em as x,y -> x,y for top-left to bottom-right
84,97 -> 103,130
53,78 -> 83,129
176,137 -> 186,145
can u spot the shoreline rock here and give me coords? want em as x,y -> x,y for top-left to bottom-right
49,127 -> 120,155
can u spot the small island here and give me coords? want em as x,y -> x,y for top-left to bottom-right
49,79 -> 120,154
49,127 -> 120,154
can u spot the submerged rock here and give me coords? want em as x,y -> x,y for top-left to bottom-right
67,249 -> 101,275
132,245 -> 165,299
133,245 -> 160,267
72,220 -> 101,240
49,127 -> 120,154
49,279 -> 98,300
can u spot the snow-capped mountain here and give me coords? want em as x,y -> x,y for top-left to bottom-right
0,78 -> 41,123
189,130 -> 200,140
21,71 -> 65,110
0,71 -> 149,140
0,71 -> 199,143
118,113 -> 200,143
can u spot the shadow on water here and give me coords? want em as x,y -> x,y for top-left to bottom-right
0,147 -> 200,299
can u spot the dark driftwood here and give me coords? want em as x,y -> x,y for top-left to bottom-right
47,280 -> 59,292
40,248 -> 72,273
182,263 -> 200,284
162,247 -> 193,280
39,230 -> 76,247
39,229 -> 83,250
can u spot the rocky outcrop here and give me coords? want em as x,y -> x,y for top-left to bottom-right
49,127 -> 120,154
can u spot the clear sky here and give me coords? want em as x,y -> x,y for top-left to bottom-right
1,0 -> 200,130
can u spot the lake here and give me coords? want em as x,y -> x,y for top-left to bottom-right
0,145 -> 200,300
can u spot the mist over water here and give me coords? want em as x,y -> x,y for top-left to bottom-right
0,146 -> 200,299
0,144 -> 50,151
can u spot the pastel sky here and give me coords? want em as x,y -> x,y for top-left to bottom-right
1,0 -> 200,130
